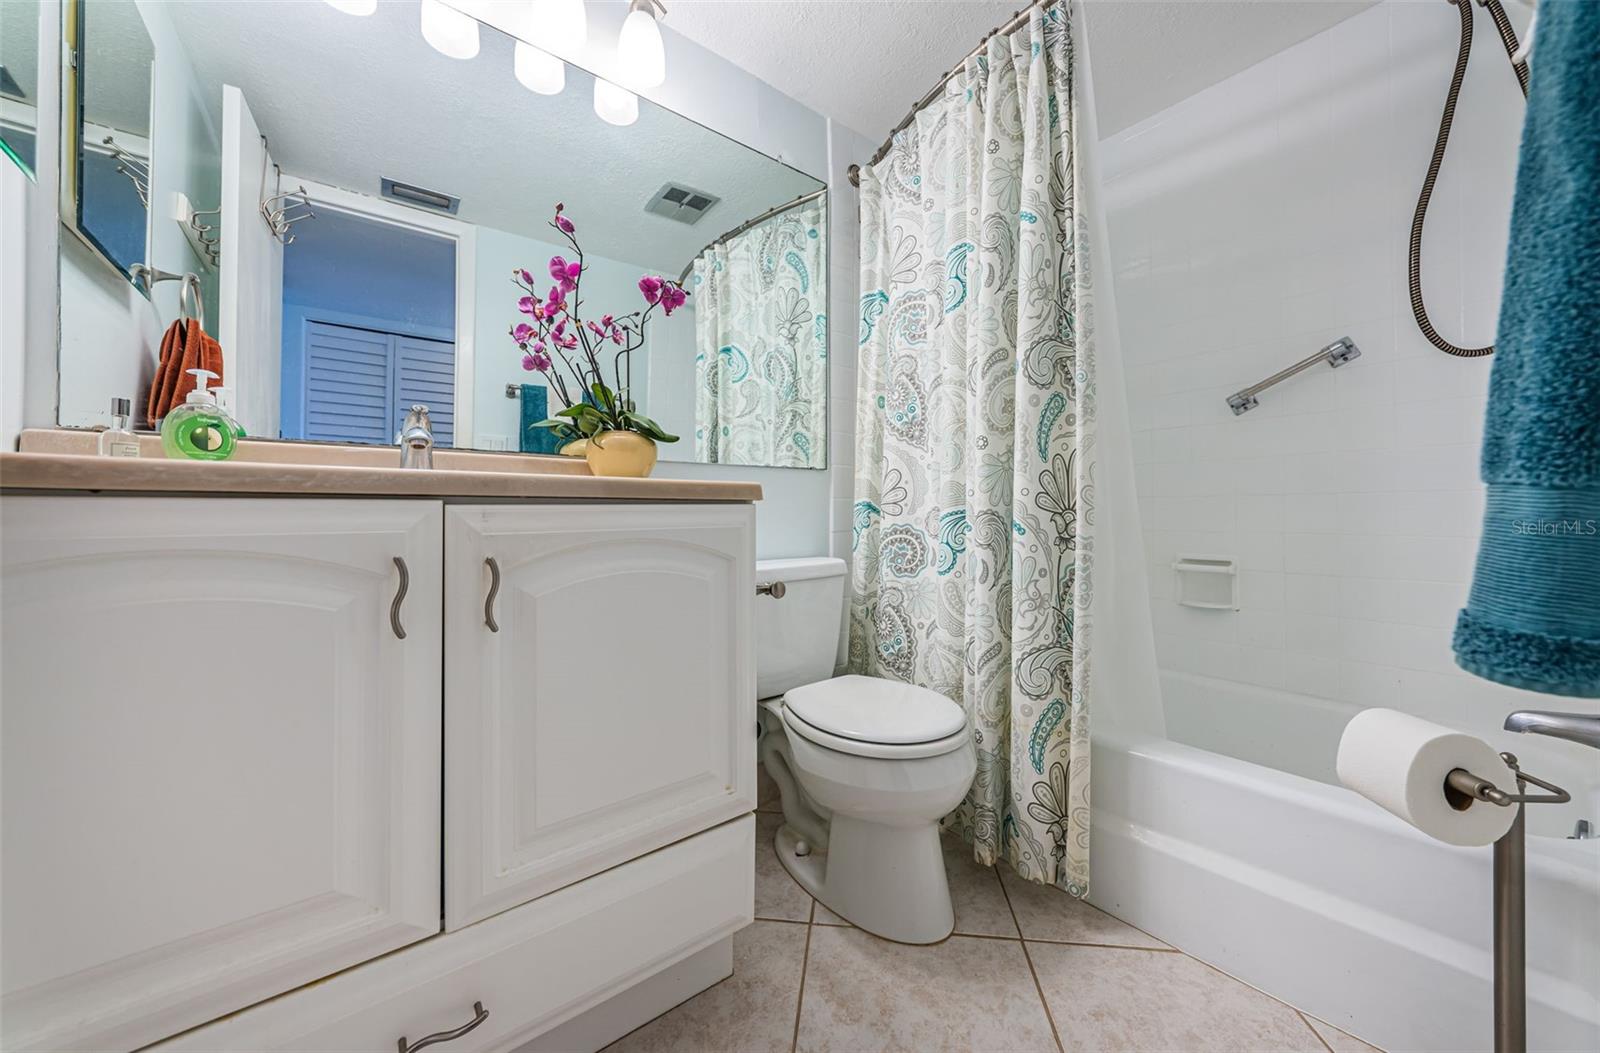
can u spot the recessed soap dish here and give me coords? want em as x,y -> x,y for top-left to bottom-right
1172,555 -> 1238,610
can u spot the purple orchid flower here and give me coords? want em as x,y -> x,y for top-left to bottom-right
512,322 -> 536,344
639,275 -> 663,305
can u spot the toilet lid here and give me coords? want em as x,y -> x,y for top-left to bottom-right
784,675 -> 966,745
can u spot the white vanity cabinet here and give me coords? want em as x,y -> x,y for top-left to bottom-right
444,503 -> 757,928
0,486 -> 758,1053
0,498 -> 445,1053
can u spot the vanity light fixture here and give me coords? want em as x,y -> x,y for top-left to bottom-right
324,0 -> 377,14
537,0 -> 588,54
514,40 -> 565,95
420,0 -> 480,60
593,77 -> 639,127
617,0 -> 666,89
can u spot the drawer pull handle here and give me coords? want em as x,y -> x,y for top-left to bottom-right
484,557 -> 501,633
390,556 -> 409,640
398,1001 -> 489,1053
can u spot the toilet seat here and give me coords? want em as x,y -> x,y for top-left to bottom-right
782,675 -> 969,760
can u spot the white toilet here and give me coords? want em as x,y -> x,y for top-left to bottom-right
755,557 -> 977,944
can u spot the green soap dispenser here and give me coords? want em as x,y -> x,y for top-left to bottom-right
161,369 -> 240,461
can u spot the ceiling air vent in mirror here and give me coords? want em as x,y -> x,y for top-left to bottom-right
381,177 -> 460,215
645,183 -> 720,225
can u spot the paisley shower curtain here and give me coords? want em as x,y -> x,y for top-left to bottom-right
850,2 -> 1099,894
692,196 -> 828,468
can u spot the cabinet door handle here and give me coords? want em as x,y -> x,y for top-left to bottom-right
484,557 -> 501,632
397,1001 -> 489,1053
390,556 -> 409,640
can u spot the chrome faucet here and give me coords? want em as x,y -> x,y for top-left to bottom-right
1503,710 -> 1600,750
399,404 -> 434,469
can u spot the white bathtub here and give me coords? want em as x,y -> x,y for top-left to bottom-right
1089,672 -> 1600,1053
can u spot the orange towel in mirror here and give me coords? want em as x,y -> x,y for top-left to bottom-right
147,318 -> 224,424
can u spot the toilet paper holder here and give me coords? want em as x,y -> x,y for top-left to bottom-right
1444,759 -> 1570,809
1442,753 -> 1570,1053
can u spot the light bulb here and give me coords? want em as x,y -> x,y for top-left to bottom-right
593,78 -> 638,127
616,3 -> 665,89
537,0 -> 587,54
324,0 -> 376,14
514,40 -> 564,95
420,0 -> 479,60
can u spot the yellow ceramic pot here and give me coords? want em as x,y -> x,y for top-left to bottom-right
559,437 -> 590,457
585,430 -> 658,478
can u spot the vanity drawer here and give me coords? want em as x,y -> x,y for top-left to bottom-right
153,815 -> 755,1052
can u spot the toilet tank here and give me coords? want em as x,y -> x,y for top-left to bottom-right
755,557 -> 847,699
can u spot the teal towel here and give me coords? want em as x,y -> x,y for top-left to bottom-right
519,384 -> 562,455
1453,1 -> 1600,697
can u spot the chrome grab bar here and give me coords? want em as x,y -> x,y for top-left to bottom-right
1226,337 -> 1361,415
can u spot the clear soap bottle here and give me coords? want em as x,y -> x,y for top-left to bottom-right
98,397 -> 141,457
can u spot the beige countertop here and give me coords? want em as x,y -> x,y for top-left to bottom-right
2,432 -> 762,502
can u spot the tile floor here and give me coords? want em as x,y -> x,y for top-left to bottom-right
606,771 -> 1383,1053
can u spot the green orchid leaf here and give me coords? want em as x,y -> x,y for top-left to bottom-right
621,411 -> 679,444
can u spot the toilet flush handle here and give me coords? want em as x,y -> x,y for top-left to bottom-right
756,580 -> 787,599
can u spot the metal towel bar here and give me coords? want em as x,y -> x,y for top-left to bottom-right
1226,337 -> 1360,415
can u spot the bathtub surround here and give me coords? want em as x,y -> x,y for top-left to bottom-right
1100,1 -> 1599,1048
1453,0 -> 1600,698
853,1 -> 1119,895
1101,0 -> 1590,779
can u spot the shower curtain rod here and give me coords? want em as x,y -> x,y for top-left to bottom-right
676,187 -> 828,284
846,0 -> 1047,188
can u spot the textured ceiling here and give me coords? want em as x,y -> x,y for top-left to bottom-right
664,0 -> 1378,140
80,0 -> 154,137
164,0 -> 821,273
666,0 -> 1017,139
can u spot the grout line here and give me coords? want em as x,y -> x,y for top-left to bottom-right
1024,937 -> 1182,952
997,865 -> 1065,1053
1298,1010 -> 1338,1053
753,915 -> 813,926
1182,948 -> 1364,1048
790,902 -> 815,1053
996,856 -> 1174,952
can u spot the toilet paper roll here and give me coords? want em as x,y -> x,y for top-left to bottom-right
1336,708 -> 1518,847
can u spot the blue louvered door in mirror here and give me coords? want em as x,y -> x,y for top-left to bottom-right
395,335 -> 454,449
301,322 -> 454,448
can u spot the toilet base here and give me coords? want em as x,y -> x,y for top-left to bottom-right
774,818 -> 955,945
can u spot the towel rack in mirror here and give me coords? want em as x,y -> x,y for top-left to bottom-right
130,265 -> 205,323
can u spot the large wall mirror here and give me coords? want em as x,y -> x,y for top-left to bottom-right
63,0 -> 155,278
55,0 -> 829,470
0,0 -> 42,178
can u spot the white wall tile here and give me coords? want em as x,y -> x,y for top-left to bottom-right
1105,0 -> 1528,737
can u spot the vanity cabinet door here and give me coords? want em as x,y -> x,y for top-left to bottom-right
445,503 -> 755,929
0,497 -> 444,1052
